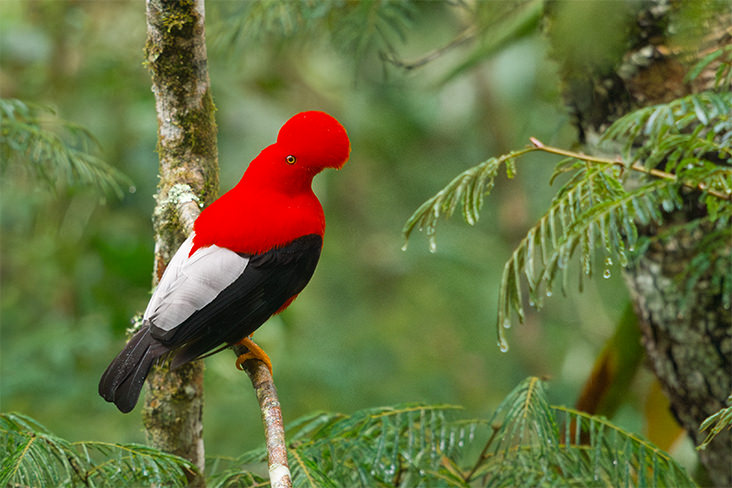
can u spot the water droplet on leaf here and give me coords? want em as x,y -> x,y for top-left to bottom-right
603,269 -> 611,279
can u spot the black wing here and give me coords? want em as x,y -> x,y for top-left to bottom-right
153,233 -> 323,368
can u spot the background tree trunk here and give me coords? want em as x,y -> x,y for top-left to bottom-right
546,1 -> 731,485
141,0 -> 218,486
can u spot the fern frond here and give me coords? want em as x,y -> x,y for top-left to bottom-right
698,395 -> 732,451
553,407 -> 695,488
496,169 -> 683,346
674,211 -> 732,311
332,0 -> 416,66
686,44 -> 732,89
405,85 -> 730,348
211,403 -> 478,487
211,378 -> 694,487
214,0 -> 417,68
601,90 -> 732,169
0,98 -> 129,197
0,412 -> 193,487
473,377 -> 695,487
402,149 -> 529,252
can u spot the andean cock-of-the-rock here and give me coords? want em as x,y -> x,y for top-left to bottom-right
99,111 -> 351,413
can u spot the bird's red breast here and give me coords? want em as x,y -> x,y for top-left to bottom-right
191,110 -> 350,255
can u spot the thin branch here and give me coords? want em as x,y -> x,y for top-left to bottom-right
232,345 -> 293,488
143,0 -> 291,483
383,25 -> 477,71
529,137 -> 731,200
166,142 -> 291,488
463,422 -> 500,482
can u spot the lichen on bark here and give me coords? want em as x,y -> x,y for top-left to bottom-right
141,0 -> 218,486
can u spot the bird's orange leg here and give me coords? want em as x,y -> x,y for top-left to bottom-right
234,336 -> 273,374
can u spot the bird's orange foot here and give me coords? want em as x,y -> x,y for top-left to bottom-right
234,336 -> 273,374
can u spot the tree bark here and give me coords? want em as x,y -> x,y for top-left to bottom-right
546,1 -> 731,485
141,0 -> 218,486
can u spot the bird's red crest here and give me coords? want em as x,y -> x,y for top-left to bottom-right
276,111 -> 351,171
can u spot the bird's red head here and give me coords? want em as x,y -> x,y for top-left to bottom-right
192,110 -> 349,254
276,111 -> 351,172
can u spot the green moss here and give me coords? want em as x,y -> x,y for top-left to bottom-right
179,91 -> 217,158
145,0 -> 219,226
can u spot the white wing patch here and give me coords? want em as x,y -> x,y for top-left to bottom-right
143,234 -> 250,332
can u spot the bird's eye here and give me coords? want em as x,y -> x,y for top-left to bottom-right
285,155 -> 296,165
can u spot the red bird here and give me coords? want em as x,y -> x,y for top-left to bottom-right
99,111 -> 350,413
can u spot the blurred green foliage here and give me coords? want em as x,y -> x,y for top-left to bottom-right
1,0 -> 638,462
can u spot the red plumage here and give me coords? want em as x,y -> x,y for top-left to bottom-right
192,111 -> 350,255
99,111 -> 350,413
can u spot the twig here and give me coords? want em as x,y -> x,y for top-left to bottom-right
232,345 -> 293,488
383,26 -> 477,71
528,137 -> 731,200
463,422 -> 500,482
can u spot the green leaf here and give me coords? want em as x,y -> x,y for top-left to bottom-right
441,0 -> 543,84
0,412 -> 194,487
0,98 -> 130,197
697,396 -> 732,450
685,44 -> 732,88
401,155 -> 505,251
214,0 -> 418,72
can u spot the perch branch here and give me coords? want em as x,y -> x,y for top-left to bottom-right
232,344 -> 293,488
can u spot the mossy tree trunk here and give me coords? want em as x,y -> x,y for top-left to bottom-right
545,2 -> 731,485
142,0 -> 218,486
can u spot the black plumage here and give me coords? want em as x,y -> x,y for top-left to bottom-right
98,234 -> 322,413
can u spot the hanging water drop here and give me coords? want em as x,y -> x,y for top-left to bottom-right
498,340 -> 509,352
503,319 -> 512,329
605,256 -> 613,266
546,290 -> 553,297
603,269 -> 611,279
429,239 -> 437,253
401,241 -> 409,252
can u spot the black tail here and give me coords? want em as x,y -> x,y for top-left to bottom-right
99,326 -> 169,413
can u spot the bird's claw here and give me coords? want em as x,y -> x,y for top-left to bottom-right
234,336 -> 273,374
